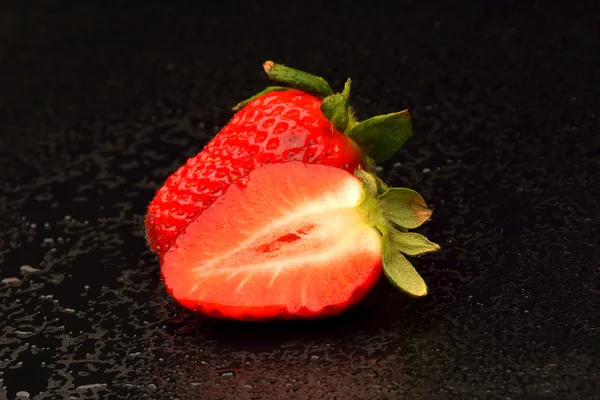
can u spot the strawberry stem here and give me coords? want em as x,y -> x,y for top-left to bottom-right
263,61 -> 334,97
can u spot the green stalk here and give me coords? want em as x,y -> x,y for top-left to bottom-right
263,61 -> 333,97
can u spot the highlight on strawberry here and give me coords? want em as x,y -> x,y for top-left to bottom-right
145,61 -> 440,320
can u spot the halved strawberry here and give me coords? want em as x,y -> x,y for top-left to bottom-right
161,162 -> 439,321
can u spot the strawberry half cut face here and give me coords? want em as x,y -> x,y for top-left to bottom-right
161,162 -> 383,320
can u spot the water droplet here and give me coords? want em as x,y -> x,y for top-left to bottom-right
75,383 -> 106,390
20,265 -> 40,275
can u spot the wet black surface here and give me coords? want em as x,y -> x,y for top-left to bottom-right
1,1 -> 599,399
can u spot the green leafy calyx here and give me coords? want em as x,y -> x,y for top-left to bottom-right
357,170 -> 439,297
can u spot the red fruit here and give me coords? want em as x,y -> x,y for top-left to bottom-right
161,162 -> 439,320
161,162 -> 381,320
145,89 -> 362,257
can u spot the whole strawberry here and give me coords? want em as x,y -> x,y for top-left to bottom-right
145,61 -> 413,257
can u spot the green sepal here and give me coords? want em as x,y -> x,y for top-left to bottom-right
360,154 -> 376,174
320,79 -> 351,132
355,169 -> 438,298
347,107 -> 359,131
348,110 -> 412,161
379,187 -> 432,229
388,230 -> 440,256
374,174 -> 389,195
354,169 -> 378,198
358,156 -> 388,194
263,61 -> 333,97
382,232 -> 428,297
232,86 -> 289,111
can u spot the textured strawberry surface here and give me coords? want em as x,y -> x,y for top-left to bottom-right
145,90 -> 361,257
161,162 -> 382,320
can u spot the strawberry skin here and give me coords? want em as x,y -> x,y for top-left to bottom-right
145,89 -> 362,257
161,162 -> 383,320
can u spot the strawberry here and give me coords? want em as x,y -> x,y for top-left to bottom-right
161,162 -> 439,320
145,61 -> 413,257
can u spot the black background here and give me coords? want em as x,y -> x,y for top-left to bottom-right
1,1 -> 599,399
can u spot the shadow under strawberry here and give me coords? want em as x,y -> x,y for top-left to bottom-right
168,279 -> 424,350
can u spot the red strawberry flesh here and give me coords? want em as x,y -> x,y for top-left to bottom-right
161,162 -> 382,320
